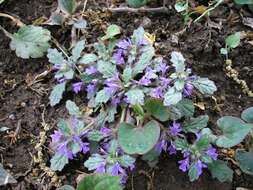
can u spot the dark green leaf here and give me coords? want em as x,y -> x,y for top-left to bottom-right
183,115 -> 209,133
225,32 -> 241,49
208,160 -> 233,182
234,0 -> 253,4
56,185 -> 75,190
174,99 -> 195,117
241,107 -> 253,123
216,116 -> 253,148
235,149 -> 253,175
58,0 -> 76,14
127,0 -> 149,7
145,99 -> 170,122
192,77 -> 217,95
188,163 -> 199,182
118,120 -> 160,155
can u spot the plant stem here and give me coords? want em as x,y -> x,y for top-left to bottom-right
0,25 -> 12,38
108,6 -> 170,14
120,107 -> 127,123
0,12 -> 24,27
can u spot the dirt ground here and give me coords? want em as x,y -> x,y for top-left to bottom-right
0,0 -> 253,189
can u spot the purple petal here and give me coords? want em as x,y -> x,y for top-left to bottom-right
151,87 -> 163,99
85,66 -> 98,75
113,49 -> 125,65
117,38 -> 132,49
178,157 -> 190,172
169,121 -> 182,137
168,142 -> 177,155
206,146 -> 218,160
72,82 -> 83,94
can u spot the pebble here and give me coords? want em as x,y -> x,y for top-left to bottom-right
236,188 -> 252,190
8,114 -> 16,120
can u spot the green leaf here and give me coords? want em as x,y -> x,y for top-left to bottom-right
118,120 -> 160,155
56,185 -> 75,190
132,27 -> 145,45
10,25 -> 51,59
192,77 -> 217,95
57,119 -> 71,135
225,32 -> 241,49
132,104 -> 145,118
188,163 -> 199,182
119,155 -> 136,168
77,174 -> 122,190
145,99 -> 170,122
241,107 -> 253,123
175,1 -> 188,12
47,48 -> 65,65
71,40 -> 85,62
234,0 -> 253,4
132,46 -> 155,76
170,51 -> 185,72
195,135 -> 210,151
0,164 -> 17,186
183,115 -> 209,133
208,160 -> 233,182
164,87 -> 182,106
58,0 -> 76,14
66,100 -> 81,116
235,149 -> 253,175
174,99 -> 195,117
49,82 -> 66,106
97,60 -> 116,78
174,138 -> 189,150
101,25 -> 121,40
127,0 -> 149,7
141,148 -> 160,167
88,130 -> 105,142
84,154 -> 105,171
95,89 -> 111,106
50,152 -> 69,171
79,54 -> 98,64
122,66 -> 132,83
216,116 -> 253,148
220,48 -> 228,55
126,89 -> 145,105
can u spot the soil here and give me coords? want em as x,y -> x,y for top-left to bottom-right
0,0 -> 253,190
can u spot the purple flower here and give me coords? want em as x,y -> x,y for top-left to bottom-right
95,163 -> 106,173
57,77 -> 66,84
117,38 -> 132,49
178,157 -> 190,172
72,82 -> 83,94
206,147 -> 218,160
151,87 -> 163,98
113,49 -> 125,65
160,77 -> 171,87
139,37 -> 148,46
58,142 -> 74,159
111,96 -> 121,106
195,160 -> 207,177
145,68 -> 157,79
51,130 -> 63,143
157,62 -> 169,75
86,83 -> 96,97
168,142 -> 177,155
155,139 -> 167,153
100,127 -> 112,136
183,83 -> 193,97
138,77 -> 151,86
169,121 -> 182,137
111,162 -> 126,176
85,66 -> 97,75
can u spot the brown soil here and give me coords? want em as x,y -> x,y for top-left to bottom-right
0,0 -> 253,190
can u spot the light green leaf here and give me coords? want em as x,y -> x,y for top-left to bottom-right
164,87 -> 182,106
50,152 -> 69,171
84,154 -> 105,171
170,51 -> 185,72
119,155 -> 136,168
234,0 -> 253,4
95,89 -> 111,106
208,160 -> 233,182
174,99 -> 195,117
192,77 -> 217,95
71,40 -> 85,62
101,24 -> 121,40
118,120 -> 160,155
132,26 -> 145,45
77,174 -> 122,190
188,163 -> 199,182
79,54 -> 98,64
57,119 -> 71,135
132,46 -> 155,76
174,138 -> 189,150
58,0 -> 76,14
49,82 -> 66,106
127,0 -> 149,7
145,99 -> 170,122
122,66 -> 132,83
175,1 -> 188,12
183,115 -> 209,133
235,149 -> 253,175
225,32 -> 241,49
56,185 -> 75,190
216,116 -> 253,148
220,48 -> 228,55
88,130 -> 105,142
195,135 -> 210,151
47,48 -> 65,65
126,89 -> 145,105
241,107 -> 253,123
0,164 -> 17,186
97,60 -> 116,78
66,100 -> 81,116
10,25 -> 51,59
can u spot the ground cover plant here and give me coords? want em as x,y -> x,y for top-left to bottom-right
0,0 -> 253,190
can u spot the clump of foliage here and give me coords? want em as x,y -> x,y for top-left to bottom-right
48,26 -> 248,185
126,0 -> 150,7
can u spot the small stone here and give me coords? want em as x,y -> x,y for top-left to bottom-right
20,102 -> 26,107
236,188 -> 251,190
8,114 -> 16,120
140,17 -> 152,28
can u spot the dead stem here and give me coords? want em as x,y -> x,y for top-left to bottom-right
108,6 -> 170,14
0,12 -> 24,27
